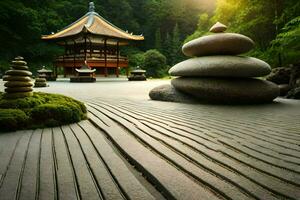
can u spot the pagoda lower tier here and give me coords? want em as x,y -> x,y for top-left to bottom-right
54,55 -> 129,77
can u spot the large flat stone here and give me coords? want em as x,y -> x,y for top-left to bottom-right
169,56 -> 271,77
3,75 -> 32,82
149,84 -> 196,103
11,60 -> 27,66
5,87 -> 33,93
12,65 -> 29,70
34,82 -> 47,87
4,81 -> 33,88
5,70 -> 32,76
182,33 -> 254,57
171,77 -> 279,104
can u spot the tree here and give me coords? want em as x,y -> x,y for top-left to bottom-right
184,13 -> 210,43
271,16 -> 300,65
163,32 -> 172,59
143,49 -> 167,78
128,52 -> 145,69
185,0 -> 299,67
169,23 -> 182,66
155,28 -> 162,52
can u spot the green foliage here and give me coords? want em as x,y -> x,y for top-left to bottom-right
270,16 -> 300,65
155,28 -> 162,52
0,93 -> 45,109
128,52 -> 145,69
143,49 -> 167,78
184,13 -> 210,43
185,0 -> 300,67
169,23 -> 183,66
0,60 -> 10,75
0,109 -> 29,132
0,0 -> 215,71
31,103 -> 81,126
0,92 -> 87,132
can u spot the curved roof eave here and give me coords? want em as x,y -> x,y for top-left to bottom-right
41,11 -> 144,41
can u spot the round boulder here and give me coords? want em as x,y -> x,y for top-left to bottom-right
286,87 -> 300,99
35,78 -> 47,82
182,33 -> 254,57
149,84 -> 196,103
169,56 -> 271,77
34,82 -> 47,88
171,77 -> 279,104
278,84 -> 291,96
266,67 -> 291,84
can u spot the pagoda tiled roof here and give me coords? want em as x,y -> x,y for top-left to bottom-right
42,2 -> 144,41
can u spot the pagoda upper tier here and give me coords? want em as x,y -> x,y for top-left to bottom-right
42,2 -> 144,45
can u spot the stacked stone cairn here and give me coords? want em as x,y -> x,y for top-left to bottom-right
34,73 -> 48,87
3,57 -> 33,99
150,22 -> 279,104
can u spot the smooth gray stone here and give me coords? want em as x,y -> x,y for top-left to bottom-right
5,87 -> 33,93
4,81 -> 33,87
34,82 -> 47,88
169,56 -> 271,77
209,22 -> 227,33
286,87 -> 300,99
11,65 -> 29,70
3,75 -> 31,82
278,84 -> 290,96
35,78 -> 47,82
182,33 -> 254,57
11,60 -> 27,66
149,84 -> 196,103
172,77 -> 279,104
5,70 -> 32,76
14,56 -> 24,61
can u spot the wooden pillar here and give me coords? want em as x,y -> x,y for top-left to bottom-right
89,37 -> 92,58
73,39 -> 76,70
126,67 -> 129,77
116,41 -> 119,77
104,38 -> 108,77
53,59 -> 57,78
84,35 -> 87,61
116,67 -> 119,77
62,40 -> 67,77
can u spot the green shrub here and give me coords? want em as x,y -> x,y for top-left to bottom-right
143,49 -> 168,78
128,52 -> 145,69
0,93 -> 46,109
31,103 -> 81,125
0,109 -> 29,132
0,92 -> 87,132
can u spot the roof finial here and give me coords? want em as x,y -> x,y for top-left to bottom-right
89,2 -> 95,12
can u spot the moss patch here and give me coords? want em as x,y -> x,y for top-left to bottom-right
0,92 -> 87,132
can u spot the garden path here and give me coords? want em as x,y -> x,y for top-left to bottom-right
0,79 -> 300,200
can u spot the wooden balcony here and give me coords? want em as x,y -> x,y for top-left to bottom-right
55,54 -> 128,68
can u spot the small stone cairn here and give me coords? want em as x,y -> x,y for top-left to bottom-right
150,22 -> 279,104
3,56 -> 33,99
34,73 -> 48,87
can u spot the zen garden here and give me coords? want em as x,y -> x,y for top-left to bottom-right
0,0 -> 299,199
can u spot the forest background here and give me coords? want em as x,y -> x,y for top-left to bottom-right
0,0 -> 299,77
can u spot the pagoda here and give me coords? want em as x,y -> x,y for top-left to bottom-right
42,2 -> 144,77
